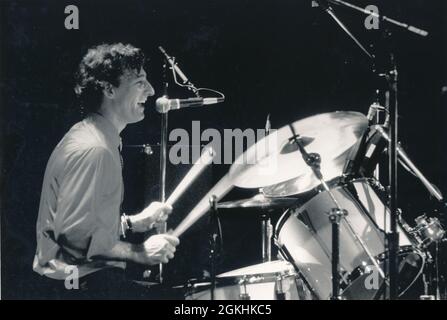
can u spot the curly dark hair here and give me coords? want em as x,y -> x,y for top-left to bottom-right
74,43 -> 146,115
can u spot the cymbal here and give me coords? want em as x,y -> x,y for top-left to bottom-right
229,111 -> 367,196
217,193 -> 297,209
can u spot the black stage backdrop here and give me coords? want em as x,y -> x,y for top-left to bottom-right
1,0 -> 446,299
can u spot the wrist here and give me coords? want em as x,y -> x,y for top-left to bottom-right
120,214 -> 132,237
129,243 -> 144,264
131,243 -> 156,265
129,214 -> 155,233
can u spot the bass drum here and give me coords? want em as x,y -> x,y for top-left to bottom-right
185,260 -> 311,300
274,178 -> 425,300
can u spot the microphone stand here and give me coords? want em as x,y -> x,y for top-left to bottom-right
314,0 -> 374,59
374,126 -> 444,202
157,60 -> 169,284
156,47 -> 207,283
313,0 -> 428,300
327,0 -> 429,37
384,49 -> 399,300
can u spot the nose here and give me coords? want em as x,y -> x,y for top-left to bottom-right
145,81 -> 155,96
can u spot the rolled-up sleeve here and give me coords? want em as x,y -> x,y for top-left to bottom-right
54,146 -> 122,261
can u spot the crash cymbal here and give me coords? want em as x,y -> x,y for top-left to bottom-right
229,111 -> 367,195
217,193 -> 297,209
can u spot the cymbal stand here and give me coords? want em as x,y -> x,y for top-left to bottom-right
366,93 -> 386,180
209,195 -> 219,300
420,244 -> 441,300
261,210 -> 273,262
288,124 -> 387,299
288,124 -> 345,299
262,114 -> 273,263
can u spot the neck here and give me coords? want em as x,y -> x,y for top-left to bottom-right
97,102 -> 126,133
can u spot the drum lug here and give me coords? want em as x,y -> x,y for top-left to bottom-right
275,274 -> 286,300
238,277 -> 251,300
239,293 -> 251,300
370,178 -> 386,192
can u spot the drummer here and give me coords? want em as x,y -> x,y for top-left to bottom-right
32,43 -> 179,299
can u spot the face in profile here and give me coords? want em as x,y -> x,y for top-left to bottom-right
111,68 -> 155,124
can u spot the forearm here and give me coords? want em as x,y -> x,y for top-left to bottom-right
91,240 -> 141,264
91,240 -> 165,266
90,234 -> 179,266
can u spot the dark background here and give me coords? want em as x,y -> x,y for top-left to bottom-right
1,0 -> 446,299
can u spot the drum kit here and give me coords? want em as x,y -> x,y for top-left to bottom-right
180,110 -> 445,300
151,2 -> 444,300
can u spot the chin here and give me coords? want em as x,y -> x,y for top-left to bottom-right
127,114 -> 145,124
135,114 -> 145,123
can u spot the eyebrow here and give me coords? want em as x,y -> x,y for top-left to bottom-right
132,74 -> 147,83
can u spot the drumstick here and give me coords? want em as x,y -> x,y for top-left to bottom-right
165,144 -> 216,207
173,174 -> 233,237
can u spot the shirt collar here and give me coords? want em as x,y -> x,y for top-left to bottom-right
88,113 -> 122,150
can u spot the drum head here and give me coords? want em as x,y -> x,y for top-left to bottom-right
343,248 -> 425,300
274,179 -> 425,300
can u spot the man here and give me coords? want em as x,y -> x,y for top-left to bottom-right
33,43 -> 180,299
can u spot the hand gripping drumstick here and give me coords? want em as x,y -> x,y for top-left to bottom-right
173,174 -> 233,237
144,146 -> 216,280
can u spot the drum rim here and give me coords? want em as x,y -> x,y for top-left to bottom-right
184,271 -> 298,296
273,177 -> 381,240
217,260 -> 296,278
272,178 -> 426,299
263,173 -> 349,198
274,206 -> 294,243
341,245 -> 426,298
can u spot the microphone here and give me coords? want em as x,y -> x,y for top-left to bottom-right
158,46 -> 190,84
155,96 -> 224,113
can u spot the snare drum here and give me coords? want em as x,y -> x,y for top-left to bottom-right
274,178 -> 425,300
185,260 -> 310,300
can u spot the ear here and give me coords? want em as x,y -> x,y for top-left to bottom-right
102,82 -> 115,99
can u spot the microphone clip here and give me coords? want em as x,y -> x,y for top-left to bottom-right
158,46 -> 200,97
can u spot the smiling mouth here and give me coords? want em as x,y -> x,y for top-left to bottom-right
137,99 -> 147,108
